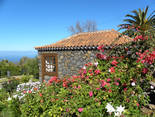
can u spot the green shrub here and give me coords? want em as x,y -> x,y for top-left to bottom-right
7,29 -> 155,116
0,89 -> 8,102
0,89 -> 8,115
20,75 -> 33,83
2,79 -> 20,94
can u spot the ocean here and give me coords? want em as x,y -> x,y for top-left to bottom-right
0,51 -> 38,63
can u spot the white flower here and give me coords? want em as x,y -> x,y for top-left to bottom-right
116,105 -> 125,115
8,97 -> 12,101
83,66 -> 86,69
114,111 -> 120,117
131,82 -> 136,86
94,62 -> 98,66
106,103 -> 115,113
14,81 -> 41,100
150,85 -> 154,89
13,95 -> 18,98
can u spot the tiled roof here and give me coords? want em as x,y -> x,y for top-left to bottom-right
35,29 -> 132,50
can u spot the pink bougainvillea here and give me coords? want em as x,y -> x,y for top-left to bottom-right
89,91 -> 93,97
107,78 -> 111,82
78,108 -> 83,112
136,50 -> 155,64
114,82 -> 119,86
133,35 -> 148,41
111,59 -> 118,66
49,76 -> 57,83
109,67 -> 115,73
28,90 -> 32,94
39,93 -> 42,97
95,69 -> 100,75
142,68 -> 148,74
97,45 -> 104,51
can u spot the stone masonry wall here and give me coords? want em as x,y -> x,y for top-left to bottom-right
38,50 -> 99,82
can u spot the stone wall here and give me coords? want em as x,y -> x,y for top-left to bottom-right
38,50 -> 99,82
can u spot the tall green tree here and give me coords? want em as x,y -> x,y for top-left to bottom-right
19,57 -> 39,78
118,6 -> 155,37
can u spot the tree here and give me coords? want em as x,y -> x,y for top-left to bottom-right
19,57 -> 39,78
118,6 -> 155,37
68,20 -> 98,35
0,60 -> 21,77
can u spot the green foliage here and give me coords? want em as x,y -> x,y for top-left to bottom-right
20,75 -> 33,83
12,31 -> 154,116
0,98 -> 21,117
0,60 -> 21,78
2,79 -> 20,94
0,89 -> 8,112
19,57 -> 39,78
0,57 -> 39,79
0,89 -> 8,102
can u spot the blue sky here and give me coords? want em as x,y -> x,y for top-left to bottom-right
0,0 -> 154,51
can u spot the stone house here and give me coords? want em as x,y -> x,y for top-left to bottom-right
35,29 -> 131,82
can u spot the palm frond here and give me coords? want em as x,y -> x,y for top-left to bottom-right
123,19 -> 137,24
148,10 -> 155,19
144,6 -> 149,19
125,14 -> 138,21
132,10 -> 141,23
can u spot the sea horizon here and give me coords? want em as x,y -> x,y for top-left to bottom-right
0,50 -> 38,63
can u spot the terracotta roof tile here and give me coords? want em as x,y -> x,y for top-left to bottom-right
35,29 -> 132,50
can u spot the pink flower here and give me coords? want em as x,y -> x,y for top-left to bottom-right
101,80 -> 107,87
95,69 -> 100,75
111,60 -> 118,66
136,103 -> 139,107
96,54 -> 107,60
23,90 -> 27,94
28,90 -> 32,94
124,88 -> 127,92
90,73 -> 93,76
101,80 -> 110,87
97,45 -> 104,51
115,82 -> 119,86
49,76 -> 57,83
107,78 -> 111,82
78,108 -> 83,112
83,69 -> 87,74
96,88 -> 100,90
108,89 -> 112,93
78,85 -> 81,89
63,82 -> 68,88
109,67 -> 115,73
89,91 -> 93,97
142,68 -> 148,74
117,78 -> 120,81
101,54 -> 107,60
39,93 -> 42,97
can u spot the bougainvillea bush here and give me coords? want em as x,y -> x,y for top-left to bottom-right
7,31 -> 155,116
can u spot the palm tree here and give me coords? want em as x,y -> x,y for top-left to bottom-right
118,6 -> 155,37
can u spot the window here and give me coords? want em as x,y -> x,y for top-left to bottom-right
45,56 -> 56,72
41,53 -> 58,80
